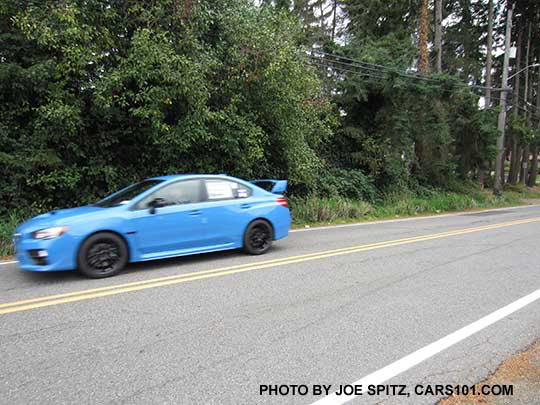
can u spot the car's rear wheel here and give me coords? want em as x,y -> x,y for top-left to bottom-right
243,220 -> 273,255
78,232 -> 128,278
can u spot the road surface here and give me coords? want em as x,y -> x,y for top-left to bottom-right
2,205 -> 540,404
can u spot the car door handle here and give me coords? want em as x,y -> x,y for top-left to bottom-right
241,203 -> 251,209
189,210 -> 202,216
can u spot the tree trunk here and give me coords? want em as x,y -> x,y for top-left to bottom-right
434,0 -> 442,73
508,143 -> 521,184
319,0 -> 325,33
418,0 -> 430,74
537,57 -> 540,111
527,146 -> 538,187
331,0 -> 337,41
485,0 -> 494,106
519,145 -> 530,185
500,150 -> 506,185
186,0 -> 191,19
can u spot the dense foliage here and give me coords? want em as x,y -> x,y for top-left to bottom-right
0,0 -> 334,215
1,0 -> 540,219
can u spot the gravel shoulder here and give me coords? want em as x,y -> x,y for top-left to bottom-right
439,341 -> 540,404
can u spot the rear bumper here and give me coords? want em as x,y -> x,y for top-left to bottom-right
14,234 -> 78,272
273,209 -> 291,240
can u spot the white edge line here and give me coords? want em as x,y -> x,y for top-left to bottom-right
311,287 -> 540,405
290,204 -> 540,233
0,260 -> 17,266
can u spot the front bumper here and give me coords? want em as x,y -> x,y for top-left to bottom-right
14,233 -> 78,272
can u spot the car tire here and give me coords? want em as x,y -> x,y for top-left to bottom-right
78,232 -> 128,278
243,220 -> 273,255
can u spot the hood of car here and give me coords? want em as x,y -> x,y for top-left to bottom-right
16,206 -> 106,234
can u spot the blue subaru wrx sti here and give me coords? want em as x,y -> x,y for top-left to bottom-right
13,175 -> 291,278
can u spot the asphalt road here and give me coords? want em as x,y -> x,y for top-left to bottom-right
2,205 -> 540,404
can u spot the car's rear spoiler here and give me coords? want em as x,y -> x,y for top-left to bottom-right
250,179 -> 288,194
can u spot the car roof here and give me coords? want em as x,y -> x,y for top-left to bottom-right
147,174 -> 229,181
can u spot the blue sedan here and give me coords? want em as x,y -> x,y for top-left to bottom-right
13,175 -> 291,278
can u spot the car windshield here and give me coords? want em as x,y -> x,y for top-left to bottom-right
94,180 -> 164,208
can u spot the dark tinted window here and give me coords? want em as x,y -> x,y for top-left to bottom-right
135,180 -> 203,209
251,181 -> 274,192
94,180 -> 163,208
204,179 -> 252,200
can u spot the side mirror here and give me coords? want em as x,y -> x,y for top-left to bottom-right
148,197 -> 166,214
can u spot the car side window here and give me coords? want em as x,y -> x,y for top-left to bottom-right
204,179 -> 252,201
134,180 -> 202,209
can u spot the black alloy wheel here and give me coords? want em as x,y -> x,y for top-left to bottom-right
78,232 -> 128,278
244,220 -> 273,255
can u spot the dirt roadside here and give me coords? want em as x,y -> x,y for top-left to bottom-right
439,341 -> 540,404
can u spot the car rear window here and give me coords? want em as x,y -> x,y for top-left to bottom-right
204,179 -> 252,200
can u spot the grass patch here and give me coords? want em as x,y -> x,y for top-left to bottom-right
288,196 -> 373,224
0,211 -> 26,258
290,189 -> 534,227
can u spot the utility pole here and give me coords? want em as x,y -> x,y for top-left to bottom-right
519,23 -> 533,185
494,2 -> 513,195
485,0 -> 494,106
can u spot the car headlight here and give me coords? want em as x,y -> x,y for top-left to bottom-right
33,226 -> 69,240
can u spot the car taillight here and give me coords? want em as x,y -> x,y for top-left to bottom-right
276,197 -> 288,208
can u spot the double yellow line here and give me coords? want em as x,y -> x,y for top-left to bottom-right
1,217 -> 539,315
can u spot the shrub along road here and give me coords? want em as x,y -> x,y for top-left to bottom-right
1,205 -> 540,404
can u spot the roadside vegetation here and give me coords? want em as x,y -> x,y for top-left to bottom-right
1,2 -> 540,255
0,211 -> 24,258
290,186 -> 540,226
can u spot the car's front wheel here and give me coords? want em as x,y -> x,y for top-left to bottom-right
78,232 -> 128,278
243,220 -> 273,255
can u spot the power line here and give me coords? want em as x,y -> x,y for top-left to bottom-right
311,50 -> 423,75
310,60 -> 477,97
309,51 -> 447,86
506,93 -> 540,114
312,50 -> 501,91
308,53 -> 388,77
314,51 -> 508,92
308,59 -> 487,97
309,50 -> 509,92
309,60 -> 387,81
507,104 -> 540,124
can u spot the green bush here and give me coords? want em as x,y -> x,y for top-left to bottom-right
316,168 -> 376,201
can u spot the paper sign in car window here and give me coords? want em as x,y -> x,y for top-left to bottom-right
207,181 -> 234,199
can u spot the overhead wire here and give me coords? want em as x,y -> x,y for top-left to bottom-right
508,103 -> 540,124
312,50 -> 509,92
308,58 -> 489,98
308,60 -> 388,81
506,92 -> 540,114
308,50 -> 509,93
